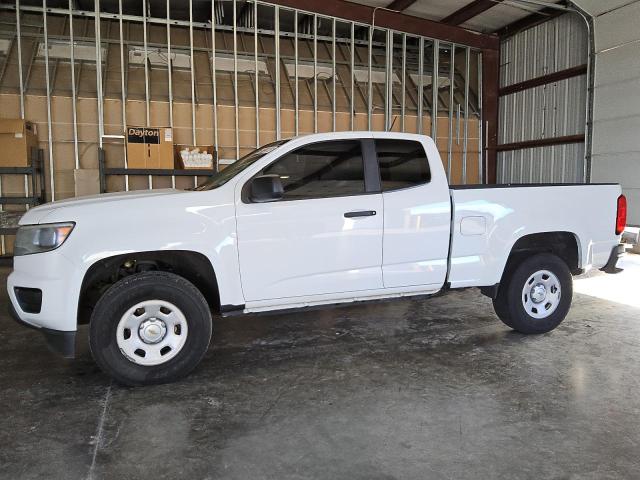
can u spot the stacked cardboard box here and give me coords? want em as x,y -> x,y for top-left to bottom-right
125,126 -> 175,169
0,119 -> 39,167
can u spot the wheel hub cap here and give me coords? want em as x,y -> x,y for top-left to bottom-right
521,269 -> 561,320
530,284 -> 547,303
116,300 -> 189,366
138,318 -> 167,344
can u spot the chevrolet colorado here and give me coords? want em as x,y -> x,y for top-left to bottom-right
8,132 -> 626,385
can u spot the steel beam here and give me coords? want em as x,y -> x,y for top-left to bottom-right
441,0 -> 505,26
263,0 -> 499,50
42,0 -> 55,201
119,0 -> 128,189
496,134 -> 584,152
499,64 -> 587,96
15,0 -> 24,118
482,48 -> 498,183
211,0 -> 219,165
385,0 -> 417,12
495,4 -> 565,38
69,0 -> 78,170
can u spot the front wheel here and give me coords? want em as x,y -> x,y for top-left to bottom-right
89,271 -> 212,386
493,253 -> 573,334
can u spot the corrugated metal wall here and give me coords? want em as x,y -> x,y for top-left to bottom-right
497,13 -> 588,183
574,0 -> 640,226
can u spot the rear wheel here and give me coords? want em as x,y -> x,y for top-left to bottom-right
89,271 -> 212,386
493,253 -> 572,334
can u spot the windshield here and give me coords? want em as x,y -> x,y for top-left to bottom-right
194,139 -> 290,191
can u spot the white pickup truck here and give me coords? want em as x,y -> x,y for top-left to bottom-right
8,132 -> 626,385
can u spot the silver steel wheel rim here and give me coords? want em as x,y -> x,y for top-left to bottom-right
116,300 -> 188,366
522,269 -> 561,320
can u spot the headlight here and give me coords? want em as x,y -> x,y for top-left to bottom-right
14,222 -> 75,256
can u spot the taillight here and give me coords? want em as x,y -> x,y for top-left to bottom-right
616,194 -> 627,235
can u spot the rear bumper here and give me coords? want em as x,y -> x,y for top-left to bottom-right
9,301 -> 75,358
600,244 -> 625,274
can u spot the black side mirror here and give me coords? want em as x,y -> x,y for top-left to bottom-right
250,175 -> 284,203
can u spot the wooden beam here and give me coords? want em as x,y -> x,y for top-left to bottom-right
441,0 -> 505,26
265,0 -> 500,50
499,64 -> 587,96
497,134 -> 584,152
494,2 -> 566,38
386,0 -> 417,12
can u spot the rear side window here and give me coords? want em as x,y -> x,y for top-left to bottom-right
261,140 -> 365,199
375,139 -> 431,191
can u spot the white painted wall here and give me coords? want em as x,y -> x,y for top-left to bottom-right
573,0 -> 640,225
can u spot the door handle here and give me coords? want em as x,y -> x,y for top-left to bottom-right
344,210 -> 377,218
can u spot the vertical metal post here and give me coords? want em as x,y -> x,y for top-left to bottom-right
331,18 -> 336,132
16,0 -> 24,118
16,0 -> 27,206
313,14 -> 318,133
385,30 -> 393,131
478,52 -> 483,184
167,0 -> 174,129
167,0 -> 175,186
95,0 -> 104,152
211,0 -> 219,167
254,0 -> 259,147
42,0 -> 55,201
189,0 -> 196,147
294,10 -> 299,136
233,0 -> 239,158
432,39 -> 439,145
275,6 -> 281,140
142,0 -> 150,126
68,0 -> 78,170
142,0 -> 152,189
462,46 -> 470,184
119,0 -> 128,190
367,26 -> 373,130
417,37 -> 424,134
400,33 -> 406,132
447,45 -> 455,182
350,22 -> 354,131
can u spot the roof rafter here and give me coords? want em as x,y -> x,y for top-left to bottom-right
385,0 -> 418,12
441,0 -> 505,26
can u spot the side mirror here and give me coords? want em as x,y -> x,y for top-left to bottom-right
250,175 -> 284,203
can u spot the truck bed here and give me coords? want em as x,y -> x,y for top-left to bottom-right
447,182 -> 622,289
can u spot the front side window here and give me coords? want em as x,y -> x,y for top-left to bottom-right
260,140 -> 365,200
375,139 -> 431,191
195,139 -> 289,191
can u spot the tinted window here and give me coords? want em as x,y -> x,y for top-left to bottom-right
375,139 -> 430,191
261,140 -> 365,199
195,139 -> 289,190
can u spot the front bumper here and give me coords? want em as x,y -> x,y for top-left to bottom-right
9,301 -> 75,357
8,250 -> 82,357
600,243 -> 625,274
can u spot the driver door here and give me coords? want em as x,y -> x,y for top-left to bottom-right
235,138 -> 384,303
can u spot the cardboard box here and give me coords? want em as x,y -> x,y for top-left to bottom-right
175,145 -> 216,170
0,118 -> 39,167
126,126 -> 174,169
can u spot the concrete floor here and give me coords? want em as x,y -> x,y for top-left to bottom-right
1,258 -> 640,480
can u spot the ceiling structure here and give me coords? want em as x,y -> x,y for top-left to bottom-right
20,0 -> 568,37
344,0 -> 566,34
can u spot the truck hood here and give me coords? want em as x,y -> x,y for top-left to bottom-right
20,189 -> 184,225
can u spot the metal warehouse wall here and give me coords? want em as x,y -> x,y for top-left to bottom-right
497,13 -> 588,184
573,0 -> 640,226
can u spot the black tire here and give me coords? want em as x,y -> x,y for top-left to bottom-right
492,253 -> 572,334
492,294 -> 514,328
89,271 -> 212,386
